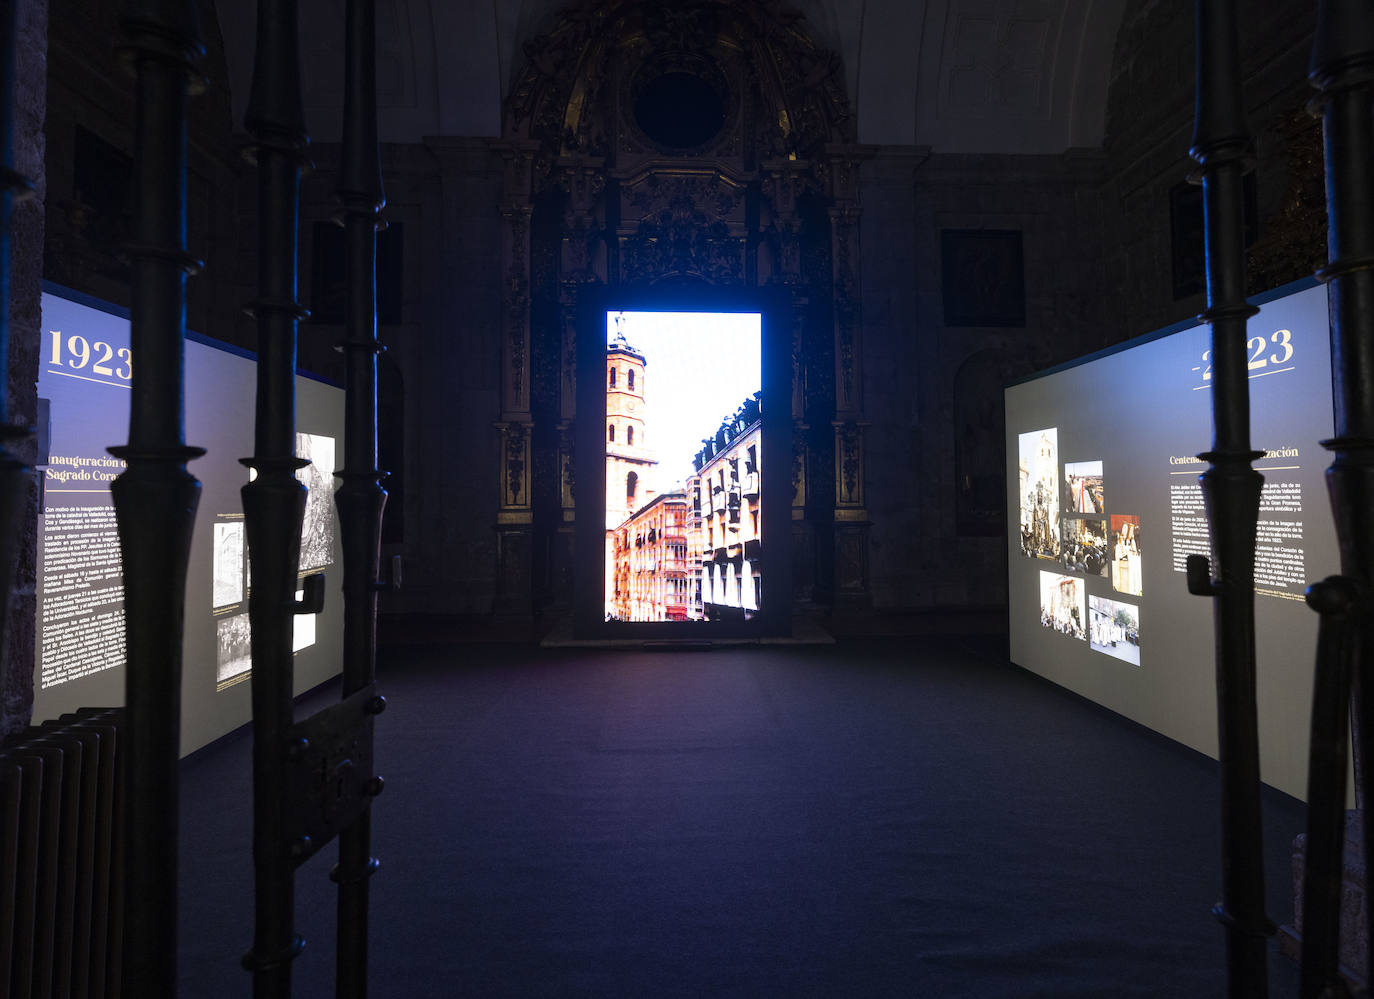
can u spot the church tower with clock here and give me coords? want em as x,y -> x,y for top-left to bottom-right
605,316 -> 659,531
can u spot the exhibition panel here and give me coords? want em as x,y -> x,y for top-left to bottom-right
1006,280 -> 1335,799
33,287 -> 345,756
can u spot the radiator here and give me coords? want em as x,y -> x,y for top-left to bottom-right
1,707 -> 123,999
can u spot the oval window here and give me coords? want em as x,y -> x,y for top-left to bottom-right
634,72 -> 725,149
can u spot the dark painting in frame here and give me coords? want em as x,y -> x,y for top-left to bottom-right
941,229 -> 1026,328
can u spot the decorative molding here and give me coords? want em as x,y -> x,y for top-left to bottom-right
498,421 -> 531,511
505,0 -> 855,157
558,423 -> 576,515
939,12 -> 1052,120
833,419 -> 867,509
619,171 -> 747,284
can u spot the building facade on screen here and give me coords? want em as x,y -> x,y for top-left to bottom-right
610,492 -> 691,621
690,398 -> 762,621
603,314 -> 762,623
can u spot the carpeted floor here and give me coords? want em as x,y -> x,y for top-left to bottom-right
178,636 -> 1305,997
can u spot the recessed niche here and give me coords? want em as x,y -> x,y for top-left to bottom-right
633,71 -> 726,149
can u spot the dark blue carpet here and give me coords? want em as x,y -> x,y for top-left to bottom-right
178,637 -> 1304,997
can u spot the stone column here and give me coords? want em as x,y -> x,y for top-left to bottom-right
824,144 -> 875,608
2,0 -> 46,736
491,140 -> 539,622
552,155 -> 603,607
763,158 -> 815,605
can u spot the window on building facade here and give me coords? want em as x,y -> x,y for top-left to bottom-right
608,423 -> 616,442
609,367 -> 616,388
628,369 -> 635,390
627,426 -> 634,445
627,471 -> 638,503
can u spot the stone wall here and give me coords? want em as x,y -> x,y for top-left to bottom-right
293,139 -> 505,617
1100,0 -> 1322,342
2,0 -> 47,736
859,148 -> 1106,611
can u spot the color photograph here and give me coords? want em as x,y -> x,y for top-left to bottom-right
1111,514 -> 1143,596
1063,460 -> 1104,514
603,311 -> 762,623
1018,427 -> 1060,558
1060,516 -> 1108,577
1039,570 -> 1086,640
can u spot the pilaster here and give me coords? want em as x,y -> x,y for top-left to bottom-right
491,138 -> 539,622
823,144 -> 876,608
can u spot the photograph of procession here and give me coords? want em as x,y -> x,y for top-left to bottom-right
1019,427 -> 1060,559
603,311 -> 763,623
1039,570 -> 1086,641
1089,595 -> 1141,666
1060,516 -> 1108,577
1063,459 -> 1104,514
1111,513 -> 1143,596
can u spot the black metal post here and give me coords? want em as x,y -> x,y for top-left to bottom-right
241,1 -> 311,995
0,0 -> 37,690
331,0 -> 386,995
1185,2 -> 1271,995
1299,577 -> 1362,999
1308,0 -> 1374,984
111,1 -> 206,994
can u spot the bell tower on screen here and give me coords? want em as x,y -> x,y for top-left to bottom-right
605,315 -> 658,528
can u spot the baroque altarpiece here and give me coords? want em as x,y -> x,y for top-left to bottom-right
491,0 -> 874,618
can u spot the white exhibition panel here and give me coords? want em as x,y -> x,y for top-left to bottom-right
1006,281 -> 1336,800
33,290 -> 345,757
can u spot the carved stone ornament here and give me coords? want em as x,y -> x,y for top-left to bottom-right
502,422 -> 530,508
791,430 -> 807,508
504,0 -> 854,160
621,172 -> 746,284
502,206 -> 532,408
836,420 -> 863,507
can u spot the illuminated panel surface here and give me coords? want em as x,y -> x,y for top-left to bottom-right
602,311 -> 762,623
1006,281 -> 1336,799
34,289 -> 344,756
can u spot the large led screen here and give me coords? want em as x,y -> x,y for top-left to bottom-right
1006,280 -> 1337,800
34,288 -> 345,756
602,311 -> 762,623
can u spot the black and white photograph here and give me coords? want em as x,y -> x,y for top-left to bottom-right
1063,460 -> 1104,514
1018,427 -> 1059,559
295,431 -> 336,572
1039,570 -> 1086,641
215,612 -> 251,686
212,521 -> 243,607
1089,595 -> 1141,666
1059,516 -> 1108,577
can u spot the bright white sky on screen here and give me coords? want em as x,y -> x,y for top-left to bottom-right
608,311 -> 761,490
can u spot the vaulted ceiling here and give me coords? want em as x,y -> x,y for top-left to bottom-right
215,0 -> 1128,154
